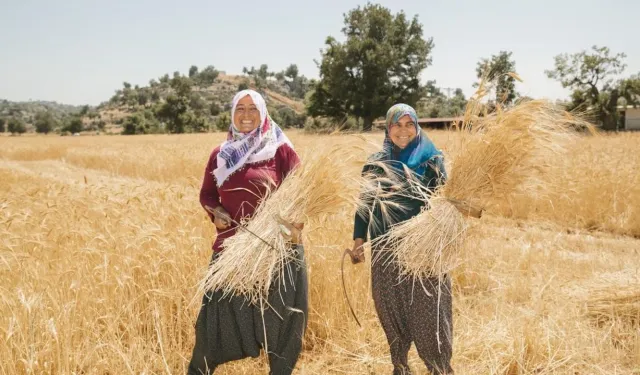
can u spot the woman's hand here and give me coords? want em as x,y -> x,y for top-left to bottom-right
205,205 -> 231,230
275,215 -> 303,245
350,239 -> 365,264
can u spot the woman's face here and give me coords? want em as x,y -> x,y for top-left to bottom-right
233,95 -> 261,133
388,114 -> 417,149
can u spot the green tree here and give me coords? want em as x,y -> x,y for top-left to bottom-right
150,89 -> 161,102
545,45 -> 640,130
79,105 -> 90,116
63,116 -> 84,134
120,82 -> 138,108
243,65 -> 271,88
189,65 -> 199,78
307,3 -> 434,131
210,102 -> 221,116
257,64 -> 271,81
285,64 -> 299,80
196,65 -> 219,87
34,111 -> 57,134
7,118 -> 27,135
170,75 -> 194,97
156,94 -> 189,133
418,87 -> 467,118
0,118 -> 5,133
238,81 -> 250,91
189,92 -> 208,116
475,51 -> 518,105
122,113 -> 149,135
215,113 -> 230,131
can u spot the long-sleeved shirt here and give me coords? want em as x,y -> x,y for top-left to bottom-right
199,144 -> 301,253
353,152 -> 447,243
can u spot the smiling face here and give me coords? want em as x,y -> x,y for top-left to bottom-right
233,95 -> 261,133
388,114 -> 418,149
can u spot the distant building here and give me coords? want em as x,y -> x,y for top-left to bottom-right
374,116 -> 462,129
619,106 -> 640,131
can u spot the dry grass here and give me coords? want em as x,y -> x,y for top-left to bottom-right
1,130 -> 639,374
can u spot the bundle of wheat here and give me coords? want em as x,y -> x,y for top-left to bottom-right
198,143 -> 364,304
366,82 -> 594,279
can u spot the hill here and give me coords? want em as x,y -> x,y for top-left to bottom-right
0,99 -> 84,133
96,65 -> 311,135
1,64 -> 310,136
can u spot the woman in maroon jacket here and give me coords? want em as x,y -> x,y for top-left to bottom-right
188,89 -> 307,375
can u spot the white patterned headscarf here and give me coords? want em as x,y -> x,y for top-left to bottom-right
213,89 -> 293,187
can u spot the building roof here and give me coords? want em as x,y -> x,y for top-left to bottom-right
374,116 -> 463,126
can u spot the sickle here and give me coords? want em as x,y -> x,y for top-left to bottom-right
341,248 -> 362,328
205,205 -> 277,251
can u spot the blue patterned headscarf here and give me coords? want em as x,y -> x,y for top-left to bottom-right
382,104 -> 443,177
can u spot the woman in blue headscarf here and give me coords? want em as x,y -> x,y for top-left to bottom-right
350,104 -> 453,375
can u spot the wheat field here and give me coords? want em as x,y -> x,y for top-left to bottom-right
1,130 -> 639,374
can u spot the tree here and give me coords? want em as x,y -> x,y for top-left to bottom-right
475,51 -> 518,105
137,88 -> 150,106
215,113 -> 230,131
546,45 -> 640,130
156,94 -> 189,133
34,111 -> 57,134
0,118 -> 5,133
63,116 -> 84,134
285,64 -> 299,80
210,102 -> 221,116
238,81 -> 249,91
159,74 -> 170,84
307,3 -> 434,131
189,92 -> 208,116
122,113 -> 148,135
418,86 -> 467,118
257,64 -> 271,81
196,65 -> 219,87
170,75 -> 194,97
243,65 -> 272,89
79,105 -> 90,116
7,118 -> 27,135
189,65 -> 199,78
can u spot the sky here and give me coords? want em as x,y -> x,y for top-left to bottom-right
1,0 -> 638,106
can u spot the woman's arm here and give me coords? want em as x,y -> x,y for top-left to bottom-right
276,145 -> 304,240
199,149 -> 228,227
277,143 -> 301,181
351,162 -> 378,263
423,154 -> 447,192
